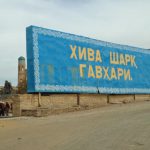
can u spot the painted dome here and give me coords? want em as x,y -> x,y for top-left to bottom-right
18,56 -> 25,60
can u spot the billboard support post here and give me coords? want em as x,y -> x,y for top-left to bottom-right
38,93 -> 41,107
77,94 -> 80,105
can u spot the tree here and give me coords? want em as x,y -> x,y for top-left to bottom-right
3,80 -> 12,94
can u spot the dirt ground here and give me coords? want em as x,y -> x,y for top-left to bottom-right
0,101 -> 150,150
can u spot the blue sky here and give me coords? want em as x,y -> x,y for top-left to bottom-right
0,0 -> 150,85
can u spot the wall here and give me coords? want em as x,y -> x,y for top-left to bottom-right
11,93 -> 150,117
12,94 -> 108,116
135,94 -> 150,102
41,94 -> 77,109
109,95 -> 135,104
79,94 -> 108,108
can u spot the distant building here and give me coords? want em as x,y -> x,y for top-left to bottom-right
18,56 -> 27,94
0,86 -> 3,95
0,86 -> 17,95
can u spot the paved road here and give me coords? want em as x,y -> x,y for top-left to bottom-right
0,101 -> 150,150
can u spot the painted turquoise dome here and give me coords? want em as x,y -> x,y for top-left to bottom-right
18,56 -> 25,60
18,56 -> 25,65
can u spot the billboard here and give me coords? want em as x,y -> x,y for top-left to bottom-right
26,26 -> 150,94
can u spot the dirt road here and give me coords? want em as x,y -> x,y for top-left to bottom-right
1,101 -> 150,150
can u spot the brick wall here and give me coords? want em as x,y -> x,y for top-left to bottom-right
135,94 -> 150,102
109,95 -> 135,104
79,94 -> 108,108
12,94 -> 108,116
41,94 -> 77,109
11,93 -> 150,117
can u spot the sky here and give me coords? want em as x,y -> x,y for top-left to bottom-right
0,0 -> 150,86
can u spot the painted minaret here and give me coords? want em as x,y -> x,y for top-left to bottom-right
18,56 -> 27,94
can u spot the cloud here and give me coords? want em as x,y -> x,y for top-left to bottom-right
0,0 -> 150,85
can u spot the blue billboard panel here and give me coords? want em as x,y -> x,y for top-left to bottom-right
26,26 -> 150,94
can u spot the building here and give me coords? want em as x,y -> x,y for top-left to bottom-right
18,56 -> 27,94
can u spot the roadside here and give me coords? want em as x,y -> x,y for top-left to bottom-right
1,101 -> 150,150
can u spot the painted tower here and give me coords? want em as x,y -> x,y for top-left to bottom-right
18,56 -> 27,94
